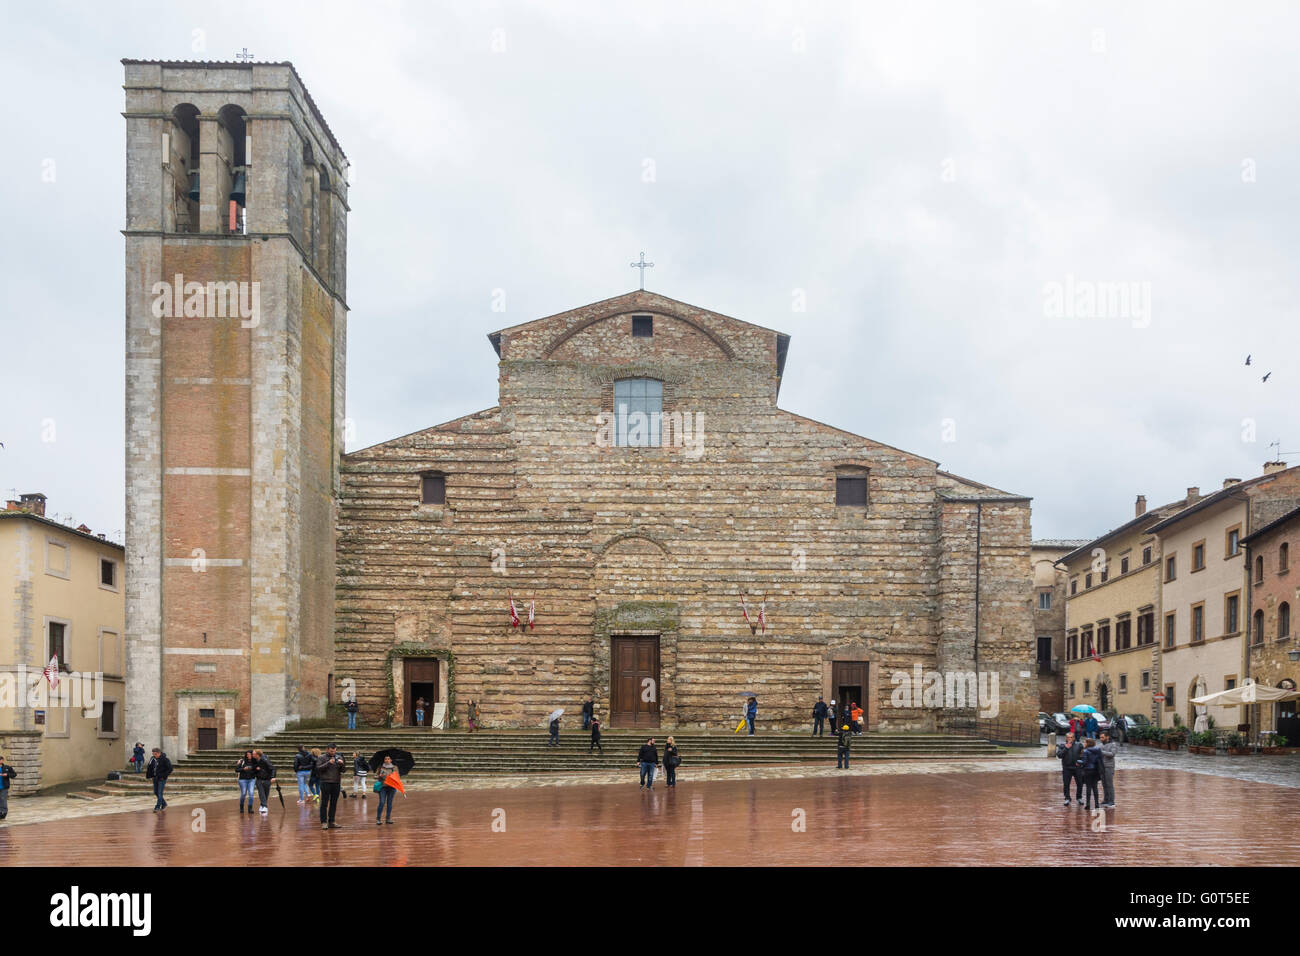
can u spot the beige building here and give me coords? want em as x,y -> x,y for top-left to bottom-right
1146,464 -> 1300,731
1062,494 -> 1190,722
0,495 -> 126,792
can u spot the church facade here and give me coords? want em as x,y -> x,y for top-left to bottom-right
337,291 -> 1037,731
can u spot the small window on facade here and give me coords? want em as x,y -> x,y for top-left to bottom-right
1165,685 -> 1175,709
1227,527 -> 1241,556
1191,604 -> 1204,642
1141,670 -> 1151,690
1165,555 -> 1176,582
631,315 -> 653,337
1084,679 -> 1091,695
614,378 -> 663,446
100,701 -> 116,734
100,558 -> 116,588
1225,593 -> 1239,634
199,708 -> 216,718
1120,556 -> 1129,574
835,475 -> 868,507
1119,673 -> 1128,692
1038,592 -> 1051,610
1085,572 -> 1093,589
1225,677 -> 1236,691
1281,542 -> 1290,572
1069,681 -> 1076,698
48,621 -> 67,668
1071,579 -> 1078,595
421,474 -> 446,505
1254,609 -> 1265,644
1164,613 -> 1176,648
1142,546 -> 1152,565
1255,555 -> 1265,583
1280,602 -> 1291,639
1192,542 -> 1205,571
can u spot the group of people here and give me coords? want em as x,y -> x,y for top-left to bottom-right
635,737 -> 681,790
274,744 -> 402,827
1055,731 -> 1119,810
812,697 -> 862,736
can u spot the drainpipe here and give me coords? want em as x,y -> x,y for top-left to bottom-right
974,501 -> 983,716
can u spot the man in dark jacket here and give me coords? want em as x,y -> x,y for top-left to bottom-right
316,743 -> 347,829
146,748 -> 172,811
293,745 -> 314,804
1098,731 -> 1119,808
548,715 -> 561,747
1056,733 -> 1083,806
252,749 -> 276,815
836,724 -> 851,769
637,738 -> 659,790
581,698 -> 594,731
0,755 -> 17,819
345,697 -> 359,731
589,716 -> 603,754
812,697 -> 828,736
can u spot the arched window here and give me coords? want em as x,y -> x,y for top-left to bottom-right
613,378 -> 662,446
1255,555 -> 1265,584
1279,602 -> 1291,639
169,104 -> 201,232
218,105 -> 248,234
1254,609 -> 1265,645
1281,542 -> 1290,572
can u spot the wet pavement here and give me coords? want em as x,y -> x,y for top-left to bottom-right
1,766 -> 1295,866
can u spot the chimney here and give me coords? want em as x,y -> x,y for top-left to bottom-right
1135,495 -> 1147,517
1186,487 -> 1201,504
18,493 -> 46,517
1223,478 -> 1242,489
1263,461 -> 1288,475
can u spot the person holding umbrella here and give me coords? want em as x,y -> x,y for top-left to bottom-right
746,696 -> 758,736
316,743 -> 347,829
375,755 -> 399,824
547,708 -> 563,748
251,749 -> 276,816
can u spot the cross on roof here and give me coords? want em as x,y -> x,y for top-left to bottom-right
629,251 -> 654,290
235,48 -> 255,61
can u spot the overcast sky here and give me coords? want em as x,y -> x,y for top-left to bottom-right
2,0 -> 1297,542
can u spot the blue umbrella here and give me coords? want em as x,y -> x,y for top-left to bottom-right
1070,704 -> 1097,714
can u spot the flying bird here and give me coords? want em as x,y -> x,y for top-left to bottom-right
1262,372 -> 1272,383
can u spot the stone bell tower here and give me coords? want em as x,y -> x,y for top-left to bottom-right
122,59 -> 349,755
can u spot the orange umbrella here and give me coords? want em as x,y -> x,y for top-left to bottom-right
383,769 -> 407,797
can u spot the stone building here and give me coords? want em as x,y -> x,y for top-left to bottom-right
0,495 -> 125,790
122,60 -> 349,756
336,290 -> 1037,731
1241,504 -> 1300,740
1030,539 -> 1086,713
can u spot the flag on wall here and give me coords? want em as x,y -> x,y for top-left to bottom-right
42,655 -> 59,690
740,594 -> 754,634
1089,635 -> 1101,663
528,596 -> 535,630
508,593 -> 521,628
757,595 -> 766,635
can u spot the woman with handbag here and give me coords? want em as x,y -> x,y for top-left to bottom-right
235,750 -> 259,814
375,756 -> 398,824
663,736 -> 681,788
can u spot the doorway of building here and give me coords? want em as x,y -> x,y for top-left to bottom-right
196,728 -> 217,750
1098,682 -> 1110,713
832,661 -> 868,730
610,635 -> 660,728
403,658 -> 439,727
1277,680 -> 1299,742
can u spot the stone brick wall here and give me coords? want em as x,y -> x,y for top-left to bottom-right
337,291 -> 1034,732
0,731 -> 42,795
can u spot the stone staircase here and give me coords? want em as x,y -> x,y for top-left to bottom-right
70,728 -> 1009,799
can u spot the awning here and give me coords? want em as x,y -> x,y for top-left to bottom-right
1190,681 -> 1300,706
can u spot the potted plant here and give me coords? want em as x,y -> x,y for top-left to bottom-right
1261,734 -> 1292,754
1225,732 -> 1250,755
1188,730 -> 1215,754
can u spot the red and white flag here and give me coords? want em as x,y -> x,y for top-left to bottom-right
527,596 -> 535,630
740,594 -> 756,634
757,595 -> 766,635
43,655 -> 60,690
508,593 -> 521,629
1089,636 -> 1101,663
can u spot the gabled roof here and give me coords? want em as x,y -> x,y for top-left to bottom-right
1142,469 -> 1298,534
1241,504 -> 1300,546
0,510 -> 124,551
1058,500 -> 1184,565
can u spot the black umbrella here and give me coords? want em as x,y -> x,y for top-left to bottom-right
369,748 -> 415,774
274,782 -> 284,808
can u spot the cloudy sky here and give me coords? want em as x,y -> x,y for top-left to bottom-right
2,0 -> 1296,542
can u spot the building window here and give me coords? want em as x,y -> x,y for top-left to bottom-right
1280,602 -> 1291,639
100,701 -> 117,736
1120,555 -> 1129,575
420,473 -> 446,505
1165,685 -> 1176,709
835,474 -> 868,508
1224,592 -> 1240,635
1070,579 -> 1078,595
100,558 -> 117,589
1116,618 -> 1131,650
1192,541 -> 1205,571
198,708 -> 216,718
1084,679 -> 1091,695
1067,634 -> 1078,660
1164,612 -> 1176,648
99,629 -> 122,677
45,538 -> 70,579
614,378 -> 663,447
1098,624 -> 1111,655
1254,609 -> 1265,645
1085,572 -> 1093,589
1069,681 -> 1076,698
1038,591 -> 1051,610
631,315 -> 653,337
1119,674 -> 1128,692
1141,670 -> 1151,690
1101,567 -> 1109,583
47,620 -> 68,668
1281,542 -> 1290,572
1142,546 -> 1153,565
1037,636 -> 1052,666
1191,603 -> 1205,643
1137,611 -> 1154,645
1226,525 -> 1241,557
1225,676 -> 1236,691
1165,555 -> 1176,582
1255,555 -> 1264,584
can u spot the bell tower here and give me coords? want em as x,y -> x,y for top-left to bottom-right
123,59 -> 349,755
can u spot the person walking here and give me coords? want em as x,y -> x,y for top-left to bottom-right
375,755 -> 398,825
415,697 -> 427,727
0,755 -> 17,819
146,747 -> 172,812
836,723 -> 851,770
1098,731 -> 1119,808
308,747 -> 323,802
1068,714 -> 1084,740
293,745 -> 314,804
581,698 -> 594,731
236,750 -> 259,814
1084,713 -> 1100,740
589,715 -> 603,754
467,699 -> 479,732
840,701 -> 852,732
850,702 -> 864,735
812,697 -> 828,736
1055,733 -> 1083,806
345,697 -> 359,731
827,700 -> 837,736
316,743 -> 347,830
1079,737 -> 1103,811
637,737 -> 659,790
746,696 -> 758,736
252,749 -> 276,815
663,737 -> 681,788
352,751 -> 369,798
548,714 -> 561,748
131,742 -> 146,773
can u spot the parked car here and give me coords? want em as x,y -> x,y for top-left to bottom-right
1042,712 -> 1072,735
1117,713 -> 1150,734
